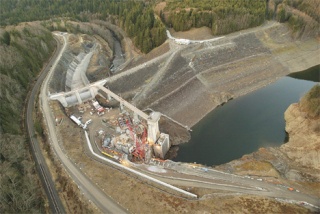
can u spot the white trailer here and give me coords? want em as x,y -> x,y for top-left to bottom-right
70,115 -> 82,126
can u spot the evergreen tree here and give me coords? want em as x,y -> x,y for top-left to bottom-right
1,31 -> 11,45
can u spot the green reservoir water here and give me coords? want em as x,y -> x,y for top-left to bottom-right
173,65 -> 320,166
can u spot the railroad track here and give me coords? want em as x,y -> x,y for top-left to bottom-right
25,36 -> 65,214
39,163 -> 63,213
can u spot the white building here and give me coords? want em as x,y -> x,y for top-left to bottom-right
147,112 -> 161,144
153,133 -> 170,159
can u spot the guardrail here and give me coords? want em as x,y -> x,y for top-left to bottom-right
84,131 -> 197,199
144,108 -> 192,131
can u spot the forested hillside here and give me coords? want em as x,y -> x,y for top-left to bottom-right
1,0 -> 318,54
160,0 -> 266,35
158,0 -> 319,37
300,84 -> 320,119
273,0 -> 319,39
0,23 -> 55,212
0,0 -> 166,53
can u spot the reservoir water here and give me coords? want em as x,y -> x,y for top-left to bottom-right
173,65 -> 319,166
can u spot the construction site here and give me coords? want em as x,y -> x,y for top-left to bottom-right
39,19 -> 320,213
48,28 -> 192,164
49,20 -> 319,165
66,92 -> 171,163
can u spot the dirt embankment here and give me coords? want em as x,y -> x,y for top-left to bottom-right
49,33 -> 105,92
49,19 -> 138,93
281,101 -> 320,177
114,22 -> 319,128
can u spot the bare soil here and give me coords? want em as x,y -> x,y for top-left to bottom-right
50,101 -> 310,213
169,26 -> 214,40
154,2 -> 167,16
37,101 -> 99,214
123,41 -> 170,71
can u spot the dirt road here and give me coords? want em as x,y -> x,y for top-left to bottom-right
40,33 -> 127,214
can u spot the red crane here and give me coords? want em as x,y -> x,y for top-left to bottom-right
126,119 -> 145,160
141,126 -> 147,144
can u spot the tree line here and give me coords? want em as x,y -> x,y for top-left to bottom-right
0,27 -> 55,134
0,0 -> 268,52
0,0 -> 166,53
161,0 -> 266,35
1,0 -> 317,52
0,24 -> 55,212
273,0 -> 319,38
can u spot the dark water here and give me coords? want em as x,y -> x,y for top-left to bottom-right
289,66 -> 320,82
173,65 -> 319,166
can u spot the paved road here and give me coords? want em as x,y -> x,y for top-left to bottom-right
26,36 -> 65,213
39,30 -> 319,212
141,165 -> 320,208
85,130 -> 320,210
40,33 -> 127,214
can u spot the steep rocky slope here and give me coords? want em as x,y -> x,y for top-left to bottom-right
217,85 -> 320,199
281,84 -> 320,176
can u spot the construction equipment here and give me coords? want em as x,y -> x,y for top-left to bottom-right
126,118 -> 145,160
141,126 -> 147,145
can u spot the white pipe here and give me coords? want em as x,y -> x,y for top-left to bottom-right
84,131 -> 197,199
166,29 -> 224,44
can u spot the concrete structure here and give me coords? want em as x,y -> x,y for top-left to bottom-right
147,112 -> 161,144
95,84 -> 161,145
175,38 -> 191,45
50,85 -> 97,107
166,29 -> 224,45
84,131 -> 197,199
153,133 -> 170,159
50,80 -> 168,151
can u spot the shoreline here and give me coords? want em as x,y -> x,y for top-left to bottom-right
169,37 -> 320,129
105,22 -> 319,131
188,62 -> 319,129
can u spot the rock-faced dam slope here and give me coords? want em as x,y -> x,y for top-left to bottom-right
106,22 -> 319,128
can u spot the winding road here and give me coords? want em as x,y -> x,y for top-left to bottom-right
26,36 -> 65,213
41,33 -> 127,213
31,30 -> 319,213
85,130 -> 320,210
